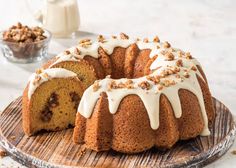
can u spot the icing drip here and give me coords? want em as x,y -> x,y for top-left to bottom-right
28,68 -> 77,99
46,34 -> 210,136
78,68 -> 210,136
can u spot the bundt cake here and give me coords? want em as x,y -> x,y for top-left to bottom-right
22,68 -> 83,135
22,33 -> 215,153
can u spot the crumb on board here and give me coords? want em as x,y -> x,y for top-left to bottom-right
0,148 -> 7,158
10,135 -> 16,140
231,150 -> 236,155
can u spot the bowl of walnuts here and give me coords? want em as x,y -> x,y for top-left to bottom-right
0,22 -> 51,63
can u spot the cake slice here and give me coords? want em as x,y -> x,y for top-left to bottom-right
22,68 -> 83,136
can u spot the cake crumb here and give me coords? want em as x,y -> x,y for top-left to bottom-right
0,148 -> 7,158
231,150 -> 236,155
10,135 -> 16,140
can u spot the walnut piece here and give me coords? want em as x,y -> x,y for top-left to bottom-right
120,33 -> 129,39
93,81 -> 100,91
176,59 -> 183,67
185,52 -> 193,59
74,48 -> 81,55
163,41 -> 171,48
184,72 -> 190,78
98,35 -> 106,43
153,36 -> 160,42
165,52 -> 175,61
143,38 -> 149,43
138,81 -> 151,90
3,22 -> 46,43
64,50 -> 71,55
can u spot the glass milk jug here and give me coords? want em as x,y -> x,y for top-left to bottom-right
26,0 -> 80,38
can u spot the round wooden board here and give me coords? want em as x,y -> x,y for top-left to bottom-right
0,97 -> 236,168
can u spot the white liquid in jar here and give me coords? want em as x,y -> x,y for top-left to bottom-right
43,0 -> 80,37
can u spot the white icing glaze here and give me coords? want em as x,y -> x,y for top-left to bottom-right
43,35 -> 210,136
28,68 -> 77,99
78,67 -> 210,136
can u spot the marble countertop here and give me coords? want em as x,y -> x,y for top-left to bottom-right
0,0 -> 236,167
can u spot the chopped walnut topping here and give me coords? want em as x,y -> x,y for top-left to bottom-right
79,38 -> 91,44
36,69 -> 43,74
162,79 -> 176,87
112,35 -> 117,39
160,50 -> 167,55
165,52 -> 175,61
163,41 -> 171,48
64,50 -> 71,55
124,79 -> 134,89
117,82 -> 126,88
146,75 -> 152,81
108,80 -> 117,90
185,52 -> 192,59
175,74 -> 181,78
184,72 -> 190,78
170,66 -> 180,73
98,35 -> 106,43
74,48 -> 81,55
81,42 -> 92,48
33,75 -> 41,85
120,33 -> 129,39
157,85 -> 164,91
191,66 -> 197,71
177,50 -> 184,57
79,39 -> 92,48
136,38 -> 141,41
93,81 -> 100,92
138,81 -> 151,90
176,59 -> 183,67
3,22 -> 46,43
42,72 -> 49,79
153,36 -> 160,42
143,38 -> 149,43
156,45 -> 160,49
125,79 -> 133,85
183,68 -> 188,72
160,70 -> 169,77
146,75 -> 160,84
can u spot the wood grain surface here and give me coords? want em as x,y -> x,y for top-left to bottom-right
0,97 -> 235,168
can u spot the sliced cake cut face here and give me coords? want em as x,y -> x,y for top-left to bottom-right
22,68 -> 83,136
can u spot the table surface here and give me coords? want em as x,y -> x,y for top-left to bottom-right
0,0 -> 235,167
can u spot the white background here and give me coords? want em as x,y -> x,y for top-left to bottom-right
0,0 -> 236,167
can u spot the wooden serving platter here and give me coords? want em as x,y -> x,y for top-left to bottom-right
0,97 -> 235,168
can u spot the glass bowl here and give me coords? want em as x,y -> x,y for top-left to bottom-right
0,29 -> 51,63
